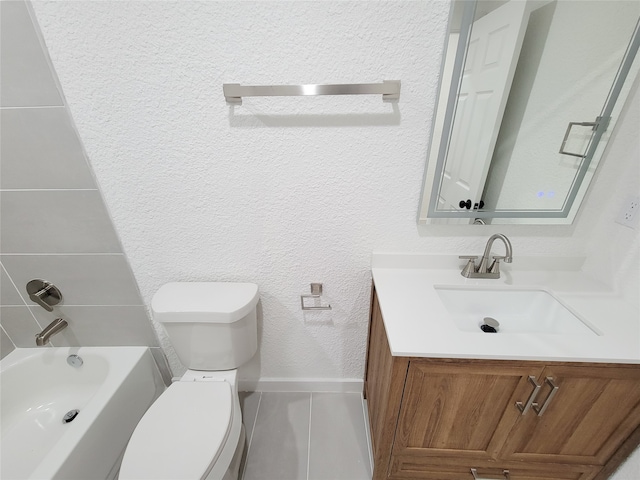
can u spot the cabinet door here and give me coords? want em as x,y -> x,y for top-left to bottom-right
393,360 -> 544,462
501,364 -> 640,465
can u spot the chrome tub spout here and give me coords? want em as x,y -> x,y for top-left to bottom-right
35,318 -> 68,346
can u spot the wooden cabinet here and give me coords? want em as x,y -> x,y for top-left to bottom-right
394,361 -> 544,462
364,288 -> 640,480
501,364 -> 640,466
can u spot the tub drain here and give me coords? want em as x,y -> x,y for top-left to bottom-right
62,409 -> 80,424
67,354 -> 83,368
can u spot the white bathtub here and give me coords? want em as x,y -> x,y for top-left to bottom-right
0,347 -> 165,480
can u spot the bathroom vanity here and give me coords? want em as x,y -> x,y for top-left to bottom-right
365,255 -> 640,480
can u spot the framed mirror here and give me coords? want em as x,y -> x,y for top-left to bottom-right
418,0 -> 640,225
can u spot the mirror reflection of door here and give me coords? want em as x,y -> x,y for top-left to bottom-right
425,0 -> 640,224
440,0 -> 530,214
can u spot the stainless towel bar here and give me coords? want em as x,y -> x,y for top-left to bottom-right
223,80 -> 400,105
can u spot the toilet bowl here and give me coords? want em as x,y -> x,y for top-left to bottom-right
118,282 -> 259,480
119,370 -> 244,480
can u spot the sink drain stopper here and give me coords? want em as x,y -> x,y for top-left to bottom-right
481,317 -> 500,333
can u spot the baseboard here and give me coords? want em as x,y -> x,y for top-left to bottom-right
238,377 -> 364,393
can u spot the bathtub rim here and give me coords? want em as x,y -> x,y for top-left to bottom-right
0,346 -> 165,480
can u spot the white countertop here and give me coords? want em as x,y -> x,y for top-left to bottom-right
371,254 -> 640,364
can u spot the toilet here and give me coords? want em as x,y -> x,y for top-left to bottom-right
119,282 -> 259,480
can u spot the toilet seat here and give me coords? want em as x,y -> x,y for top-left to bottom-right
119,381 -> 233,480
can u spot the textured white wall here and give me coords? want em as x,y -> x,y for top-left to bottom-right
581,76 -> 640,305
31,1 -> 639,391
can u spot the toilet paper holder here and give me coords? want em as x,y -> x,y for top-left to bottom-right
300,283 -> 332,311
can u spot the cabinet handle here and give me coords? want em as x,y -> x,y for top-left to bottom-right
532,377 -> 559,416
515,375 -> 541,415
470,468 -> 510,479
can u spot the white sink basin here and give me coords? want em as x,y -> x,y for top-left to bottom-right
434,286 -> 600,336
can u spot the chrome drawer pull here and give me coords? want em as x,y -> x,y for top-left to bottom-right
532,377 -> 559,416
470,468 -> 510,479
515,375 -> 541,415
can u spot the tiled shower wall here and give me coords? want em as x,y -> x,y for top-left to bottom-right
0,1 -> 166,378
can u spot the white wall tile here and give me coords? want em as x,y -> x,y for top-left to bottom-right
0,1 -> 62,107
1,254 -> 142,306
1,265 -> 26,306
0,306 -> 44,347
0,191 -> 122,253
0,108 -> 96,189
30,305 -> 159,347
1,326 -> 16,359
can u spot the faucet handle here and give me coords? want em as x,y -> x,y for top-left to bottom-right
489,256 -> 508,274
26,279 -> 63,312
459,256 -> 478,278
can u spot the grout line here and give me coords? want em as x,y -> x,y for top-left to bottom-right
24,0 -> 69,108
240,392 -> 262,480
0,263 -> 46,330
0,105 -> 64,110
248,392 -> 262,450
0,324 -> 16,349
0,253 -> 124,256
361,395 -> 374,474
0,262 -> 30,308
307,393 -> 313,480
0,304 -> 146,309
3,304 -> 148,310
0,189 -> 98,192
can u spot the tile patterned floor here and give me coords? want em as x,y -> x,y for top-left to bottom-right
239,392 -> 373,480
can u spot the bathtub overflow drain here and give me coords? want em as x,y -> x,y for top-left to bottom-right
63,409 -> 80,424
67,354 -> 83,368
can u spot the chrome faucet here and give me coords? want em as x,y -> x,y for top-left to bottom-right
35,318 -> 68,346
460,234 -> 513,279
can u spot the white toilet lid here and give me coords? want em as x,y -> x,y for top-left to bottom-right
120,381 -> 233,480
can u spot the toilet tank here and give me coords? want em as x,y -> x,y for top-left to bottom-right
152,282 -> 259,371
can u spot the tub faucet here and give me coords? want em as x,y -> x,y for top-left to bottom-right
35,318 -> 68,346
460,234 -> 513,279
